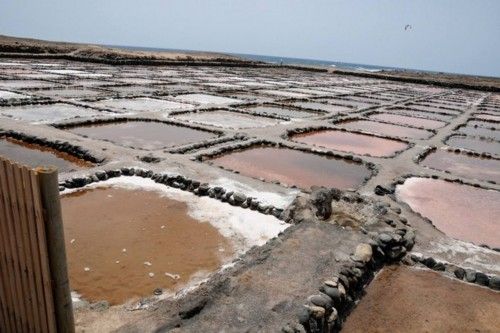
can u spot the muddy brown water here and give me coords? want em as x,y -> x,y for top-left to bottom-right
209,146 -> 371,190
291,130 -> 408,157
66,120 -> 216,150
446,136 -> 500,156
336,120 -> 433,140
61,187 -> 233,305
342,266 -> 500,332
420,149 -> 500,183
369,112 -> 446,129
396,177 -> 500,248
0,137 -> 92,171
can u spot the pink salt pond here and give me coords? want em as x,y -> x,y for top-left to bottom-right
291,130 -> 408,157
420,149 -> 500,183
369,113 -> 446,130
209,146 -> 371,190
396,177 -> 500,248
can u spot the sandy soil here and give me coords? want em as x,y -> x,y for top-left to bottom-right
0,34 -> 246,63
342,265 -> 500,332
330,68 -> 500,92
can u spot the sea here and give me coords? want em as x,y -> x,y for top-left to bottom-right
106,44 -> 408,73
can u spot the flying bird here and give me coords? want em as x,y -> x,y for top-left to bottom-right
404,24 -> 412,31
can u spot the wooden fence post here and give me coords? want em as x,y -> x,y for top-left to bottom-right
36,166 -> 75,333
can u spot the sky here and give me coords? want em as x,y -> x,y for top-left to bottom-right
1,0 -> 499,77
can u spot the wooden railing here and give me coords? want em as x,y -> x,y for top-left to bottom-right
0,157 -> 74,333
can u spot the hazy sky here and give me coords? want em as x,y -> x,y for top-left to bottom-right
1,0 -> 499,76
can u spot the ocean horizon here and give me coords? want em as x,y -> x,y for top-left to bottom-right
104,44 -> 496,77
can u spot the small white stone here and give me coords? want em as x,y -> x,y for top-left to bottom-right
70,239 -> 76,244
148,272 -> 155,278
161,225 -> 166,229
122,248 -> 127,253
115,260 -> 120,264
144,261 -> 152,266
84,267 -> 90,272
165,272 -> 180,280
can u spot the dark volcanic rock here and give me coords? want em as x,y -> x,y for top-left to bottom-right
475,272 -> 489,286
454,268 -> 466,280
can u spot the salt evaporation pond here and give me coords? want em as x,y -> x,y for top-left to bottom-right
289,101 -> 350,114
475,113 -> 500,122
172,110 -> 282,129
396,177 -> 500,248
62,177 -> 287,304
244,105 -> 317,118
457,125 -> 500,141
66,120 -> 217,150
337,120 -> 433,140
91,97 -> 193,113
446,136 -> 500,156
386,107 -> 455,121
0,103 -> 103,123
420,149 -> 500,183
0,137 -> 92,171
34,88 -> 105,99
0,79 -> 56,89
291,129 -> 408,157
0,90 -> 30,100
467,120 -> 500,130
210,146 -> 371,190
174,93 -> 242,105
369,113 -> 447,130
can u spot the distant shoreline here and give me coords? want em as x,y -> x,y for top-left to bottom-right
1,34 -> 499,92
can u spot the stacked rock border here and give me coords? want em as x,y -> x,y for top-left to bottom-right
0,129 -> 104,164
59,167 -> 286,219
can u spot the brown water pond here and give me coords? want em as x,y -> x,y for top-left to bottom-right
209,146 -> 371,190
343,266 -> 500,333
62,187 -> 233,304
446,136 -> 500,156
66,120 -> 217,150
421,149 -> 500,183
291,130 -> 408,157
337,120 -> 433,140
0,137 -> 92,171
369,113 -> 446,129
396,177 -> 500,247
